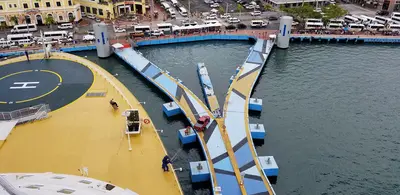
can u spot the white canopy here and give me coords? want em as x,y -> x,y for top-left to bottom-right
112,43 -> 124,49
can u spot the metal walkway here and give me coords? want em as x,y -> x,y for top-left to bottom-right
224,39 -> 276,195
197,63 -> 222,118
114,48 -> 245,195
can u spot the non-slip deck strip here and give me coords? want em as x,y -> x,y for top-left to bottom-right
224,39 -> 276,195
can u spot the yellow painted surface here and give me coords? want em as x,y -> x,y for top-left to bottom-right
225,67 -> 275,195
0,53 -> 182,195
207,95 -> 220,113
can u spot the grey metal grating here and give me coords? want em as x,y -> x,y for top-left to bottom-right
86,92 -> 106,97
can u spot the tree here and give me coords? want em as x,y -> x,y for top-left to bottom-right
45,16 -> 55,29
45,16 -> 55,25
219,6 -> 225,14
264,4 -> 273,11
10,16 -> 18,25
237,4 -> 244,14
69,16 -> 76,23
322,4 -> 348,20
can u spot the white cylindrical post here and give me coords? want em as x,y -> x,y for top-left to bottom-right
277,16 -> 293,49
93,23 -> 112,58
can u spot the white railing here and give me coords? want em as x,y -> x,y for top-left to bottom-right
0,104 -> 50,124
0,176 -> 28,195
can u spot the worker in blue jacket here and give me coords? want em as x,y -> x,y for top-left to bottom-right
162,155 -> 171,172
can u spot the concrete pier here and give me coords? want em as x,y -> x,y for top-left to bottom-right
162,102 -> 182,117
249,98 -> 263,111
178,127 -> 196,144
249,123 -> 266,139
189,161 -> 210,183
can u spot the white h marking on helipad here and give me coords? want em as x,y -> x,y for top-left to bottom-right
10,82 -> 40,89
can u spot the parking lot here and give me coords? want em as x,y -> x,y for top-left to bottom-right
340,3 -> 377,16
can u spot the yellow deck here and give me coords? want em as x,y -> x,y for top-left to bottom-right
0,53 -> 182,195
207,95 -> 220,114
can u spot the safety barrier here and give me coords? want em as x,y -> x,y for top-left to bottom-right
136,34 -> 255,46
0,104 -> 50,124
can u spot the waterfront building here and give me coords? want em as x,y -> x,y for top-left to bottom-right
0,0 -> 82,27
0,0 -> 147,27
79,0 -> 147,19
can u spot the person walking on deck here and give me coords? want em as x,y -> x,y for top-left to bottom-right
162,155 -> 171,172
25,50 -> 29,62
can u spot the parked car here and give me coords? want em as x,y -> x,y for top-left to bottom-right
87,14 -> 96,19
193,116 -> 210,132
227,17 -> 240,23
251,10 -> 261,16
268,16 -> 278,21
114,27 -> 126,33
245,5 -> 255,9
81,12 -> 86,17
68,32 -> 74,39
95,18 -> 101,22
150,30 -> 164,36
58,38 -> 73,44
206,14 -> 217,20
220,13 -> 231,19
210,3 -> 219,7
87,30 -> 95,35
83,34 -> 95,41
376,10 -> 389,16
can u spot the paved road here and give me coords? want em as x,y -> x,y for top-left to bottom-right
340,3 -> 377,16
0,9 -> 280,41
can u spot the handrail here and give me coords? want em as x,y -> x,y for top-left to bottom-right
0,176 -> 28,195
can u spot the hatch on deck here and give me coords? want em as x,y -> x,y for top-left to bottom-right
123,109 -> 141,135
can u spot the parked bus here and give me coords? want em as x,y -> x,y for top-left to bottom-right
329,19 -> 344,24
326,23 -> 343,30
344,15 -> 359,24
305,22 -> 324,30
44,31 -> 69,40
391,12 -> 400,18
178,7 -> 188,17
171,0 -> 178,6
11,24 -> 38,33
161,2 -> 170,10
387,23 -> 400,31
134,25 -> 151,33
374,16 -> 392,24
157,23 -> 173,34
366,23 -> 384,31
168,9 -> 176,18
391,16 -> 400,24
7,33 -> 34,45
7,33 -> 33,41
360,15 -> 377,24
306,18 -> 322,23
348,23 -> 365,32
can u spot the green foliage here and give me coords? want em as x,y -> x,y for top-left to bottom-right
45,16 -> 55,25
218,6 -> 225,14
237,4 -> 244,12
10,16 -> 18,25
264,4 -> 273,11
69,16 -> 76,22
279,4 -> 322,21
322,4 -> 348,20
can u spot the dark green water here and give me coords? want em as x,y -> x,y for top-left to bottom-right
75,42 -> 400,195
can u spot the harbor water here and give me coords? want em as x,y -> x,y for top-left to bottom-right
75,42 -> 400,195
